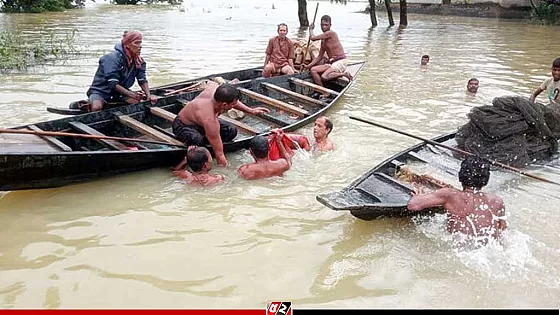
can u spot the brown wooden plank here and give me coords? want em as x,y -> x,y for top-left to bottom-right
150,107 -> 176,122
27,125 -> 72,152
261,82 -> 327,107
68,122 -> 129,151
289,78 -> 340,96
218,115 -> 259,135
238,87 -> 309,117
116,115 -> 185,147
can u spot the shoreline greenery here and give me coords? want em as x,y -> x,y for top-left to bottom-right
0,29 -> 80,72
0,0 -> 183,13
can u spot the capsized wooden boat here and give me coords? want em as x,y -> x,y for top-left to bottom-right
1,61 -> 366,191
316,132 -> 461,221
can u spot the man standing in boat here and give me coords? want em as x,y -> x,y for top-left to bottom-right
86,31 -> 157,112
173,82 -> 269,167
263,23 -> 296,78
407,156 -> 507,245
238,131 -> 292,180
303,15 -> 352,98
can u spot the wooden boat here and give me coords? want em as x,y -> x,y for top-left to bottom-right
47,66 -> 269,115
316,132 -> 459,221
1,61 -> 366,191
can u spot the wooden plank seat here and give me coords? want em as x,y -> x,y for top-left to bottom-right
152,105 -> 260,135
238,87 -> 309,117
261,82 -> 327,107
289,78 -> 340,96
68,122 -> 130,151
114,112 -> 184,147
27,125 -> 72,152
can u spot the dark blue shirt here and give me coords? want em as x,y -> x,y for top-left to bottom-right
87,42 -> 147,101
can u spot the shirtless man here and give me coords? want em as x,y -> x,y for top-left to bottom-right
238,131 -> 292,180
173,146 -> 224,187
466,78 -> 479,94
304,15 -> 352,96
172,82 -> 270,167
263,23 -> 296,78
312,116 -> 335,152
407,156 -> 507,245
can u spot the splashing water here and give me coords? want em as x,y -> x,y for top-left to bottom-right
413,214 -> 541,280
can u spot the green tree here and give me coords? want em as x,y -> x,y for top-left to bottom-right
113,0 -> 182,4
0,0 -> 86,13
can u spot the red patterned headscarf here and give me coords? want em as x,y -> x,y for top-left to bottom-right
122,31 -> 144,69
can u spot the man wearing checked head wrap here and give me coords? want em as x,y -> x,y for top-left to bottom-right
85,30 -> 157,111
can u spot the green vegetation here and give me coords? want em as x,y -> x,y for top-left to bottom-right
112,0 -> 182,4
0,29 -> 80,72
530,0 -> 559,25
0,0 -> 86,13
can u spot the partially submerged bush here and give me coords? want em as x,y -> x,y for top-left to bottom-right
0,0 -> 86,13
0,29 -> 80,72
531,0 -> 559,25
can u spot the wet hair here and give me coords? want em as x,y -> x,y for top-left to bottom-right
321,116 -> 333,135
553,57 -> 560,68
422,55 -> 429,59
277,23 -> 288,33
458,156 -> 490,189
186,147 -> 209,172
321,15 -> 331,24
214,83 -> 240,103
250,135 -> 269,159
468,78 -> 479,84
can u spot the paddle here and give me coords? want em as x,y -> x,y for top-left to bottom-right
0,128 -> 187,148
349,115 -> 560,187
163,81 -> 204,96
303,2 -> 320,70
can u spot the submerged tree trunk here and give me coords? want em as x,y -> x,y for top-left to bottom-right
298,0 -> 310,27
385,0 -> 395,26
368,0 -> 378,27
399,0 -> 408,26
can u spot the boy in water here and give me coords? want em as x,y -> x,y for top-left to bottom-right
238,131 -> 292,180
408,156 -> 507,245
173,146 -> 224,187
530,57 -> 560,105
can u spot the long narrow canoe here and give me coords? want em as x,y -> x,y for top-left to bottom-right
316,132 -> 459,221
1,61 -> 366,191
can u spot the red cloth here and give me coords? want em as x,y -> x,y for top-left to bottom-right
268,133 -> 294,161
122,31 -> 144,69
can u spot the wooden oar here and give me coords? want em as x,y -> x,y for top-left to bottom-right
0,128 -> 187,148
349,115 -> 560,187
304,2 -> 320,67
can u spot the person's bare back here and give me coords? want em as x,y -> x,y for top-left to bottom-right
237,159 -> 290,180
428,188 -> 507,242
174,170 -> 224,187
177,81 -> 220,127
408,156 -> 507,246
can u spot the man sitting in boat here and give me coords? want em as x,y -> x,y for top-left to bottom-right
303,15 -> 353,98
85,31 -> 157,111
407,156 -> 507,246
173,146 -> 224,187
173,82 -> 269,167
263,23 -> 296,78
238,132 -> 291,180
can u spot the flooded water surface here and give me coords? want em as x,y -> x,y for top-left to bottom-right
1,0 -> 560,309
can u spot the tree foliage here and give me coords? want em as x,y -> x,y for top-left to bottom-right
0,0 -> 86,13
112,0 -> 182,4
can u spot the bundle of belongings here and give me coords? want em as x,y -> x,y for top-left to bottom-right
293,40 -> 322,70
455,96 -> 560,168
